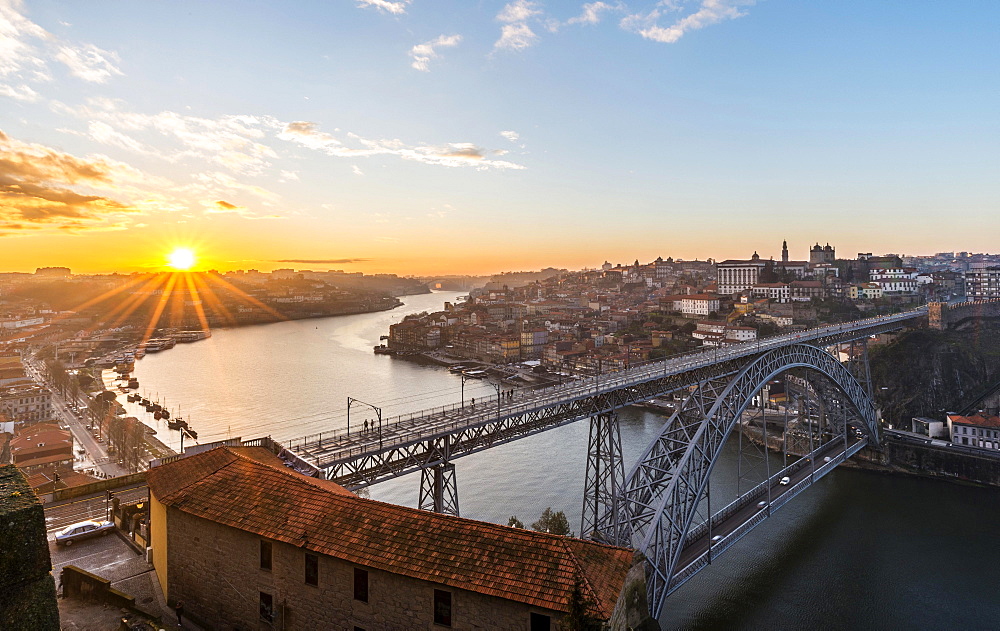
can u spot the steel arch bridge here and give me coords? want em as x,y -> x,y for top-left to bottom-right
609,343 -> 879,618
280,309 -> 924,617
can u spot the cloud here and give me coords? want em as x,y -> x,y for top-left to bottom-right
0,2 -> 124,87
356,0 -> 410,15
87,121 -> 148,153
55,44 -> 122,83
278,121 -> 525,170
0,1 -> 51,79
190,171 -> 278,201
273,258 -> 371,264
279,170 -> 299,181
622,0 -> 754,44
201,199 -> 254,216
0,83 -> 39,102
57,98 -> 281,175
500,130 -> 520,142
497,0 -> 542,23
568,2 -> 621,25
409,34 -> 462,72
0,129 -> 148,233
494,23 -> 538,52
494,1 -> 542,52
351,165 -> 365,176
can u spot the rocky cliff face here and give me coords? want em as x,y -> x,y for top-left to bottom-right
871,323 -> 1000,424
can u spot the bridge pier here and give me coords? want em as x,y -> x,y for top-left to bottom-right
418,462 -> 459,516
582,412 -> 624,543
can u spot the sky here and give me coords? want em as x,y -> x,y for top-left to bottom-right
1,0 -> 998,275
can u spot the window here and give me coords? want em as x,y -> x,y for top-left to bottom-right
259,591 -> 274,622
433,589 -> 452,626
530,613 -> 551,631
353,568 -> 368,603
260,540 -> 272,571
305,553 -> 318,586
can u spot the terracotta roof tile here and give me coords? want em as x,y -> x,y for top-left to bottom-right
147,447 -> 633,617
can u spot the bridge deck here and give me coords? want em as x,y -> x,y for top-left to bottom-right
668,435 -> 867,594
286,309 -> 923,471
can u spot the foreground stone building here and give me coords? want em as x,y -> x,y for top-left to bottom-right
147,446 -> 647,630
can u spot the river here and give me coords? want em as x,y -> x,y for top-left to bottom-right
116,291 -> 1000,629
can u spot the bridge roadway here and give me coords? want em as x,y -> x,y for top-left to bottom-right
286,308 -> 925,485
667,433 -> 867,594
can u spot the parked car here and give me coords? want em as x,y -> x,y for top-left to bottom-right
55,520 -> 114,546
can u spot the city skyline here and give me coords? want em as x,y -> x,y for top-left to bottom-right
2,1 -> 998,275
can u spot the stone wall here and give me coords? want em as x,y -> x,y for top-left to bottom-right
853,440 -> 1000,486
0,464 -> 60,630
165,507 -> 565,631
928,299 -> 1000,330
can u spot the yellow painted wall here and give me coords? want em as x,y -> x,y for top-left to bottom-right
150,492 -> 169,601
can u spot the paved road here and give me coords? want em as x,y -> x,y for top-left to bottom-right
24,355 -> 128,478
44,485 -> 148,535
289,308 -> 925,467
675,435 -> 863,572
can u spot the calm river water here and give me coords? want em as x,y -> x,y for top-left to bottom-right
119,291 -> 1000,629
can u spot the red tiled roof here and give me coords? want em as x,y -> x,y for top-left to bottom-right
147,447 -> 633,618
948,414 -> 1000,429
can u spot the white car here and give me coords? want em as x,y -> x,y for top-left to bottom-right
55,520 -> 114,546
757,501 -> 768,508
779,476 -> 791,486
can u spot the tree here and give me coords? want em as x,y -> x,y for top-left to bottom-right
507,516 -> 524,529
562,572 -> 601,631
531,507 -> 572,536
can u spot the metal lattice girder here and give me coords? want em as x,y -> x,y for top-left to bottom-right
618,343 -> 880,619
582,412 -> 625,543
418,462 -> 459,516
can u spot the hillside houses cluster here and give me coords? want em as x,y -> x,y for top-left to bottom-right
387,244 -> 979,371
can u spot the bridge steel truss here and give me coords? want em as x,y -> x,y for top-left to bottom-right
616,343 -> 880,619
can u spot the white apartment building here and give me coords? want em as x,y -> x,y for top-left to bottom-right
873,278 -> 918,295
948,414 -> 1000,450
679,295 -> 721,317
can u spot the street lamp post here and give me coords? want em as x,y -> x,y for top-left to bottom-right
461,373 -> 470,409
348,397 -> 383,447
489,381 -> 502,421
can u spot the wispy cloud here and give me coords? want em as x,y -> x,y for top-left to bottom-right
568,2 -> 622,25
0,83 -> 39,102
351,165 -> 365,176
278,121 -> 525,170
56,98 -> 281,175
622,0 -> 755,44
500,130 -> 520,143
494,1 -> 542,52
495,23 -> 538,52
409,34 -> 462,72
498,0 -> 542,23
0,2 -> 123,88
274,258 -> 371,264
55,44 -> 122,83
356,0 -> 410,15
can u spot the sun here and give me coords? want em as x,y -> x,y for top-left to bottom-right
167,247 -> 197,271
